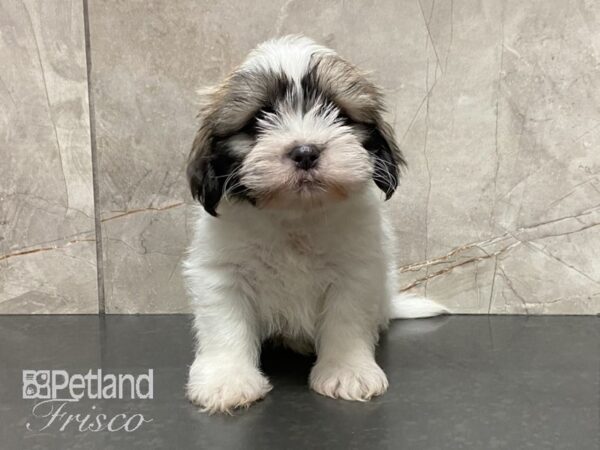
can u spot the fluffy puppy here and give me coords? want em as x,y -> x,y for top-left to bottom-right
183,35 -> 446,414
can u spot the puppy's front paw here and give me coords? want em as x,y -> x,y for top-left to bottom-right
187,359 -> 272,414
309,359 -> 389,401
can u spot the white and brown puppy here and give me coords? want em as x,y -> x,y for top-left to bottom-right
183,35 -> 446,414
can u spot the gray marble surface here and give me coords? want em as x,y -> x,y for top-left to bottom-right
0,0 -> 98,313
2,0 -> 599,313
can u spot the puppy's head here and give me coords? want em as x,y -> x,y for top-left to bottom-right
187,35 -> 405,216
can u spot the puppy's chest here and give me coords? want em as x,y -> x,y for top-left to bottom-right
244,231 -> 332,296
241,232 -> 332,337
285,230 -> 314,255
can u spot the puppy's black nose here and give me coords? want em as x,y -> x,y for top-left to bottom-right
288,144 -> 319,170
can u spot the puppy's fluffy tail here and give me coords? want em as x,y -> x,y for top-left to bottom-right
390,293 -> 449,319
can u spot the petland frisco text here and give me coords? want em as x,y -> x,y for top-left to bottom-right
23,369 -> 154,432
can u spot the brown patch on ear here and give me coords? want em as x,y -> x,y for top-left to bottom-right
199,69 -> 292,137
207,73 -> 262,135
311,54 -> 384,124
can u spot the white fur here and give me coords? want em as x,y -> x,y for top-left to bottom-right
183,188 -> 447,413
242,35 -> 331,83
390,294 -> 449,319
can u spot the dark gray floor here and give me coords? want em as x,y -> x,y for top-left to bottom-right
0,315 -> 598,450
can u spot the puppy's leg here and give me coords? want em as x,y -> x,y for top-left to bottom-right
187,287 -> 271,414
310,280 -> 388,401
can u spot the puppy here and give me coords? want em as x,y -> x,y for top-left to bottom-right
183,35 -> 446,414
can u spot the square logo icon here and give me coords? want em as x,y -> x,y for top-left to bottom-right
22,370 -> 51,399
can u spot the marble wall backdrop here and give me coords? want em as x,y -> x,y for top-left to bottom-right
0,0 -> 98,313
2,0 -> 599,314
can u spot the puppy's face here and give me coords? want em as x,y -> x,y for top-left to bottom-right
187,36 -> 405,215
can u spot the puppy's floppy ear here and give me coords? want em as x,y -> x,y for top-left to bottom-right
364,120 -> 406,200
185,86 -> 225,216
187,127 -> 222,216
313,53 -> 406,199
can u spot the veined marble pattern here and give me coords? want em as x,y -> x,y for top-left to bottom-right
2,1 -> 598,314
0,0 -> 98,313
390,0 -> 600,314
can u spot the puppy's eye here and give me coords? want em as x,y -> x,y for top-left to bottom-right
257,105 -> 275,119
336,109 -> 356,126
238,106 -> 275,136
239,116 -> 259,135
